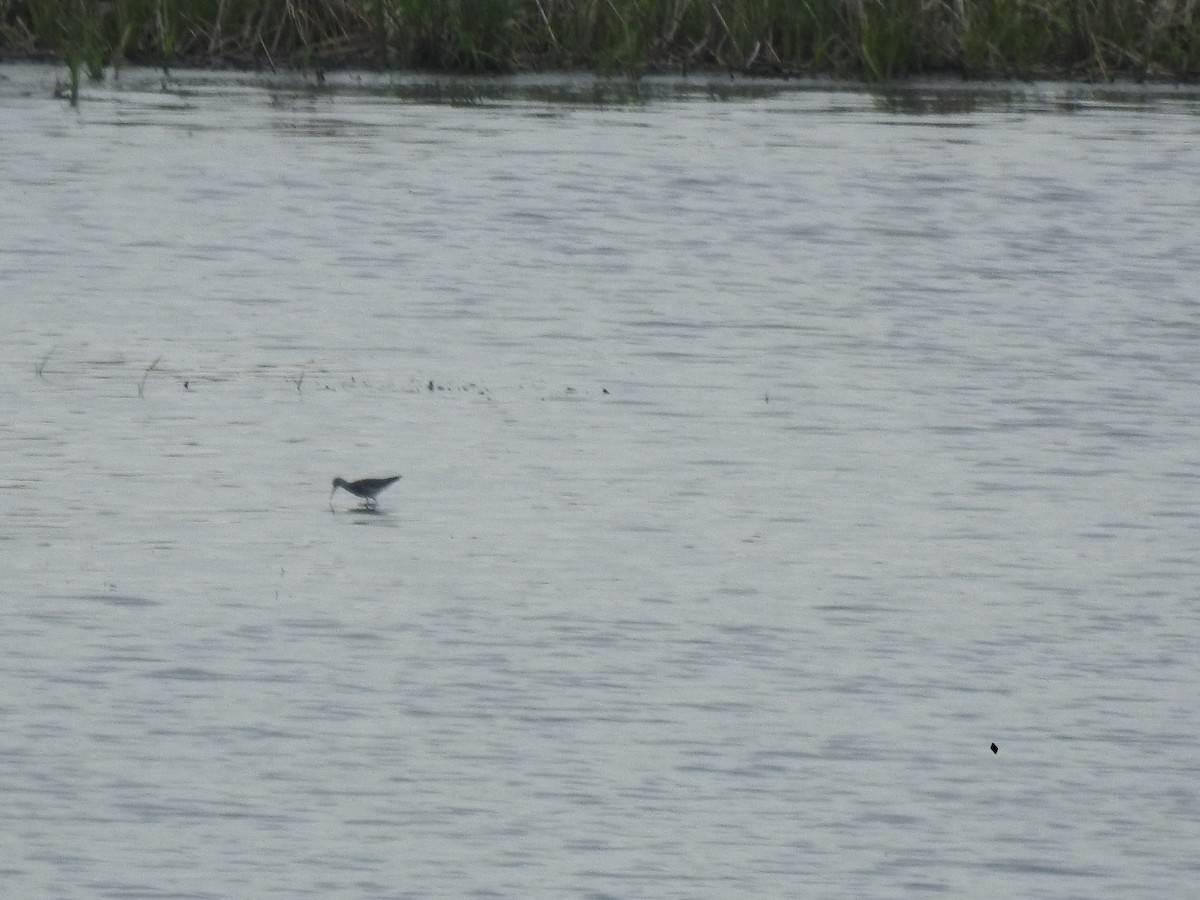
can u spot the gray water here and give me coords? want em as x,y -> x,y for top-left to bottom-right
2,64 -> 1199,898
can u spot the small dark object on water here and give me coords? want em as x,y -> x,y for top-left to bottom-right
991,743 -> 998,754
331,475 -> 401,509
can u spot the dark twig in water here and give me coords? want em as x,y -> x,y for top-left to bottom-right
36,347 -> 55,380
138,356 -> 162,399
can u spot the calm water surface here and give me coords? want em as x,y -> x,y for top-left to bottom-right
2,65 -> 1199,898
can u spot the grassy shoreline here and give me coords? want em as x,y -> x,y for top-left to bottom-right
3,0 -> 1199,94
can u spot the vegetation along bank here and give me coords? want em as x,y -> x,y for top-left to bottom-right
2,0 -> 1198,86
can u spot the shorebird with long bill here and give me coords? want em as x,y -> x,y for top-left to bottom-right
330,475 -> 401,509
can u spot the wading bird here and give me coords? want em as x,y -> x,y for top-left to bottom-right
330,475 -> 401,509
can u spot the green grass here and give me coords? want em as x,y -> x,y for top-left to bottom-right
3,0 -> 1199,83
